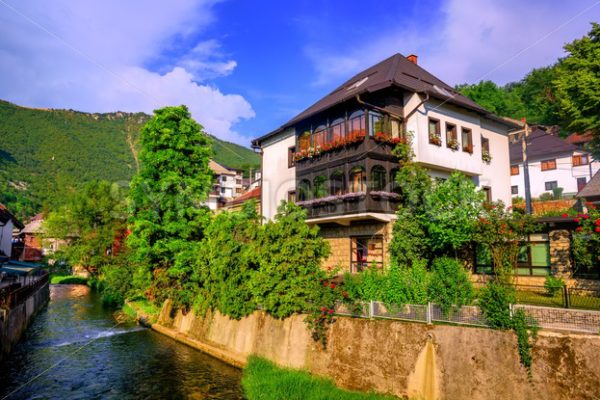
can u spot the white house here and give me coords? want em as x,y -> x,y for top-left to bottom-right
252,53 -> 519,272
509,127 -> 600,199
205,160 -> 245,211
0,204 -> 23,258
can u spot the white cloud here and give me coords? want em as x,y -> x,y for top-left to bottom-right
0,0 -> 255,144
305,0 -> 600,87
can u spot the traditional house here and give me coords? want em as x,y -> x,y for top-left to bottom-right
0,204 -> 23,258
577,170 -> 600,206
252,53 -> 518,272
222,186 -> 261,213
205,160 -> 245,211
509,127 -> 599,199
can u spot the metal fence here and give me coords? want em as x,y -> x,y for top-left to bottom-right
334,300 -> 600,334
514,284 -> 600,311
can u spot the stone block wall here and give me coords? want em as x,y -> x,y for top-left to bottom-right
549,229 -> 571,278
318,220 -> 393,271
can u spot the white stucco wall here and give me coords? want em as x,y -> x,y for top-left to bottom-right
404,94 -> 512,204
0,219 -> 14,257
511,152 -> 600,198
260,129 -> 296,220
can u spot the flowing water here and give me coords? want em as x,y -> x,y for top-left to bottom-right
0,285 -> 244,400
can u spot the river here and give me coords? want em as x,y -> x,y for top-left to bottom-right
0,285 -> 244,400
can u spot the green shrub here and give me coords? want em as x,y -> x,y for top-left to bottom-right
428,257 -> 474,315
552,187 -> 563,200
538,192 -> 554,201
479,281 -> 515,329
543,276 -> 565,297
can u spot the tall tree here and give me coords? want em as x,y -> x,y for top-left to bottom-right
554,23 -> 600,157
127,105 -> 213,305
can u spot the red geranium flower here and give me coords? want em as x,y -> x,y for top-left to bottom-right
595,219 -> 600,226
576,227 -> 583,232
328,308 -> 334,315
330,283 -> 336,289
561,213 -> 569,217
574,218 -> 580,223
596,227 -> 600,233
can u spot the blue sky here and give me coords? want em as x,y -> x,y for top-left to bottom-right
1,0 -> 599,147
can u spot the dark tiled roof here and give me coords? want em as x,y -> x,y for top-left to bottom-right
253,53 -> 517,146
509,127 -> 579,164
0,203 -> 24,230
577,170 -> 600,198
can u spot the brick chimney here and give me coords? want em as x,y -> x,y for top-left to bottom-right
407,54 -> 418,64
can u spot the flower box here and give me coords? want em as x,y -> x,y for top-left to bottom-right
447,138 -> 459,151
370,191 -> 401,201
429,135 -> 442,146
482,150 -> 492,163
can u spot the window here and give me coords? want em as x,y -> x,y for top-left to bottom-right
297,179 -> 311,201
313,175 -> 327,198
236,179 -> 242,185
461,128 -> 473,153
287,190 -> 296,203
313,125 -> 326,149
350,235 -> 384,272
481,137 -> 490,161
349,111 -> 366,140
390,119 -> 401,139
511,185 -> 519,195
330,171 -> 345,196
370,165 -> 386,191
541,159 -> 556,171
390,168 -> 400,193
573,154 -> 589,166
369,112 -> 384,137
330,118 -> 345,142
288,146 -> 295,168
475,235 -> 550,276
349,166 -> 366,192
482,186 -> 492,202
577,177 -> 587,192
428,118 -> 441,145
545,181 -> 558,191
510,165 -> 520,176
445,123 -> 458,149
298,131 -> 311,152
236,188 -> 242,193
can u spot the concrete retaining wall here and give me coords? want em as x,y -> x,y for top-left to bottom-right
152,302 -> 600,400
0,282 -> 50,361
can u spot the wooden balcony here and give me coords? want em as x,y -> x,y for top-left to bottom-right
299,192 -> 400,219
294,136 -> 398,173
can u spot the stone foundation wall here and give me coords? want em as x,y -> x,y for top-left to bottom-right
319,221 -> 393,271
0,282 -> 49,361
154,304 -> 600,400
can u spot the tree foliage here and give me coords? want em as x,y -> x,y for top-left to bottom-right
127,105 -> 214,306
554,23 -> 600,157
44,180 -> 126,274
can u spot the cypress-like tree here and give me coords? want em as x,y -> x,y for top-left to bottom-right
127,105 -> 213,305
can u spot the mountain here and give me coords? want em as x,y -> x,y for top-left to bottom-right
0,100 -> 259,219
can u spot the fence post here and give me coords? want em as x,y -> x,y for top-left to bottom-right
563,285 -> 570,309
427,302 -> 432,325
509,303 -> 514,318
369,300 -> 375,319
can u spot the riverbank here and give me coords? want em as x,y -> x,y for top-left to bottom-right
126,299 -> 600,400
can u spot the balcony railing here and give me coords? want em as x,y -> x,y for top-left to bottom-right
297,191 -> 400,219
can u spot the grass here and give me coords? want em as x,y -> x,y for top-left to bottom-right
121,303 -> 138,319
242,357 -> 399,400
515,290 -> 600,311
127,298 -> 159,316
50,275 -> 88,285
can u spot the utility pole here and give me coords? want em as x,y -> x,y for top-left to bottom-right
521,119 -> 533,214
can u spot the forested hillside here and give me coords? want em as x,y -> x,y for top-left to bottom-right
0,100 -> 259,219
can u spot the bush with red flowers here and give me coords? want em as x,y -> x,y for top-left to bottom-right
572,207 -> 600,275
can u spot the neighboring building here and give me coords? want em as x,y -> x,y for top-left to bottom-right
509,127 -> 599,199
252,53 -> 519,272
577,170 -> 600,206
0,204 -> 23,258
18,214 -> 46,262
206,160 -> 245,211
222,186 -> 261,213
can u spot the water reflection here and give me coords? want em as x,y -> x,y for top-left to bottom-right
0,285 -> 244,400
